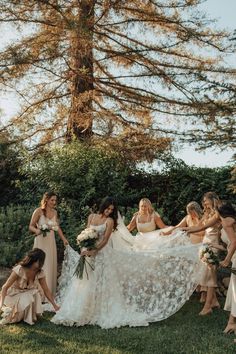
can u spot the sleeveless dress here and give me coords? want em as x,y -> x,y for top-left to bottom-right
0,265 -> 45,325
199,223 -> 221,288
136,212 -> 158,233
51,217 -> 203,328
221,227 -> 236,316
33,214 -> 57,295
186,215 -> 204,244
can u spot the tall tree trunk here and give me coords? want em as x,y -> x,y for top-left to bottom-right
66,0 -> 95,141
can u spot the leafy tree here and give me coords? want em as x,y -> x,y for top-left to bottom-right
0,133 -> 25,205
0,0 -> 235,160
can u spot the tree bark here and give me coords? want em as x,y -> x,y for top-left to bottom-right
66,0 -> 95,141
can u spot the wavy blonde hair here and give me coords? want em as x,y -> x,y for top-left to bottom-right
186,201 -> 203,219
139,198 -> 154,214
202,191 -> 220,220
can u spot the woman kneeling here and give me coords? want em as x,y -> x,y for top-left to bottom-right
0,248 -> 59,325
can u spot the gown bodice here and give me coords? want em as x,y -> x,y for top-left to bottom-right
90,222 -> 107,238
136,213 -> 157,233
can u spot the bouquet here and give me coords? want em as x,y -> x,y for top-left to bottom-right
74,227 -> 99,279
39,220 -> 59,237
199,244 -> 219,267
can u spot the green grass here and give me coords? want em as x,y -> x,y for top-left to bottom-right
0,294 -> 235,354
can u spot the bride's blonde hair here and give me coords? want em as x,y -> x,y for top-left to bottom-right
139,198 -> 154,214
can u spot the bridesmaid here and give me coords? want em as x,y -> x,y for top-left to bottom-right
127,198 -> 166,233
182,192 -> 222,315
29,192 -> 68,296
0,248 -> 59,325
163,201 -> 204,244
216,201 -> 236,337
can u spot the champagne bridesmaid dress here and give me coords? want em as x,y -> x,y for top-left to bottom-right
33,214 -> 57,295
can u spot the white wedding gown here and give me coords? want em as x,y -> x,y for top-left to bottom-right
51,216 -> 202,328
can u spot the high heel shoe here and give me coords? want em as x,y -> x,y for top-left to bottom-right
223,324 -> 236,334
199,308 -> 213,316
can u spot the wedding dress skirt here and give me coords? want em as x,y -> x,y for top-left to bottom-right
51,221 -> 202,328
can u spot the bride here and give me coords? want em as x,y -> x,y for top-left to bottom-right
51,197 -> 202,328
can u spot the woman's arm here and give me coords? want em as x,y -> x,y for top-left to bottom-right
55,212 -> 69,246
29,208 -> 42,236
82,218 -> 114,256
154,213 -> 167,229
181,213 -> 219,233
162,217 -> 187,235
127,214 -> 137,232
0,272 -> 18,309
220,218 -> 236,267
38,277 -> 60,311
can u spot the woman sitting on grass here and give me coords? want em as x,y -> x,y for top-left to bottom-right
0,248 -> 60,325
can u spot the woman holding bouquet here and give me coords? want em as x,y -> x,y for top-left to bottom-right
29,192 -> 68,296
51,196 -> 118,327
182,192 -> 222,315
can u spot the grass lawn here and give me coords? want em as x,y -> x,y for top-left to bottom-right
0,294 -> 235,354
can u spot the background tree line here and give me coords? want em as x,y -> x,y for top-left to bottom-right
0,140 -> 234,267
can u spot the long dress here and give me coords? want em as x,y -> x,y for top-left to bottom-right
33,214 -> 57,295
199,223 -> 221,288
221,227 -> 236,316
0,265 -> 44,325
51,216 -> 203,328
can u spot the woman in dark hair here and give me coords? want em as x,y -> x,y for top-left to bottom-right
216,202 -> 236,336
51,196 -> 119,325
0,249 -> 59,325
83,196 -> 118,257
29,192 -> 69,296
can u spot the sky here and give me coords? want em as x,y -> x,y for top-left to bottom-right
175,0 -> 236,167
0,0 -> 235,168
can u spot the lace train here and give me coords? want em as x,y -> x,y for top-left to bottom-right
51,221 -> 202,328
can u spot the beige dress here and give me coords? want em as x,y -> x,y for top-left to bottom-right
200,223 -> 221,288
1,265 -> 44,325
136,212 -> 159,233
186,215 -> 204,244
33,214 -> 57,295
221,227 -> 236,316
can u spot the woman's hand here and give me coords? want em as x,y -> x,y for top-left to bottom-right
220,259 -> 230,268
81,249 -> 97,257
161,229 -> 172,236
53,304 -> 60,312
35,229 -> 41,236
63,239 -> 69,247
180,227 -> 190,232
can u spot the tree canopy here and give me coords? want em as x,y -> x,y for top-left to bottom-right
0,0 -> 235,160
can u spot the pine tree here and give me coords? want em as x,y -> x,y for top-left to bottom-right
0,0 -> 235,159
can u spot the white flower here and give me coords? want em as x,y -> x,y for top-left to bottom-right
41,224 -> 48,231
52,225 -> 59,232
204,252 -> 211,259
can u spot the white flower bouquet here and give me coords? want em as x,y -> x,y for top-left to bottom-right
74,227 -> 99,279
199,244 -> 219,267
39,220 -> 59,237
